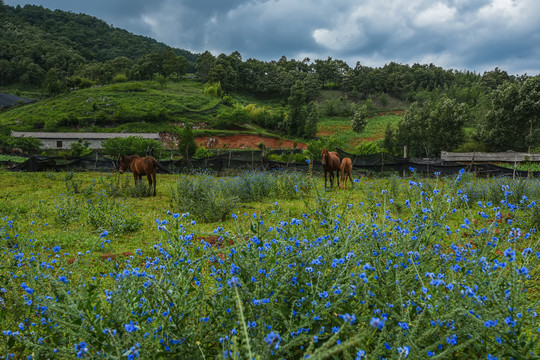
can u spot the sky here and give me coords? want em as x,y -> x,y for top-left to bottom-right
5,0 -> 540,75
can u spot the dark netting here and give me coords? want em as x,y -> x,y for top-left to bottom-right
6,151 -> 540,178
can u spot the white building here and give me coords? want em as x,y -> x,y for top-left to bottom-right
10,131 -> 161,150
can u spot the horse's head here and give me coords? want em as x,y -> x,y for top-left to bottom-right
118,155 -> 127,174
321,148 -> 329,166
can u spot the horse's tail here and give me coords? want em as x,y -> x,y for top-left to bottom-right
154,159 -> 172,174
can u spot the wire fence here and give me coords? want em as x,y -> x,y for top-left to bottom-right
2,150 -> 540,178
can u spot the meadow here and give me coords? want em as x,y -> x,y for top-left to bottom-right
1,168 -> 539,359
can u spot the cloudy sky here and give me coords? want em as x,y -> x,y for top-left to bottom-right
5,0 -> 540,75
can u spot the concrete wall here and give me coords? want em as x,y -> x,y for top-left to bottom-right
41,139 -> 105,150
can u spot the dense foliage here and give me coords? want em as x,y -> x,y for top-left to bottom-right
0,3 -> 197,87
101,136 -> 164,157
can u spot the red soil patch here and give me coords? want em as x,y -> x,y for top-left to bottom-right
378,110 -> 406,116
195,135 -> 307,150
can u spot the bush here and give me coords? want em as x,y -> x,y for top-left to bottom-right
0,135 -> 42,154
101,136 -> 164,157
86,192 -> 143,235
355,141 -> 381,155
204,82 -> 223,98
170,174 -> 239,222
70,139 -> 93,157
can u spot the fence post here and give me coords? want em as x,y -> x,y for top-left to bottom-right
403,146 -> 408,177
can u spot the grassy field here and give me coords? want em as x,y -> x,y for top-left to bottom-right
1,168 -> 539,359
318,113 -> 403,146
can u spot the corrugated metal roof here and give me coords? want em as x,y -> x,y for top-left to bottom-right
11,131 -> 160,140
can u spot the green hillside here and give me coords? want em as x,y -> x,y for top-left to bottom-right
0,79 -> 405,152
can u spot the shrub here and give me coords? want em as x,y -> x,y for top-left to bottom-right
204,82 -> 222,98
86,192 -> 143,235
70,139 -> 93,157
355,141 -> 381,155
170,174 -> 239,222
101,136 -> 164,157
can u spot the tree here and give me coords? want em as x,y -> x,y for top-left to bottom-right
176,125 -> 197,158
101,136 -> 163,157
396,96 -> 467,157
196,51 -> 215,83
304,101 -> 319,138
480,76 -> 540,151
287,80 -> 307,137
42,68 -> 64,96
382,125 -> 397,154
352,104 -> 368,133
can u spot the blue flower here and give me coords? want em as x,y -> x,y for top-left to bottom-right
265,331 -> 281,350
340,313 -> 356,324
124,322 -> 138,332
100,230 -> 108,238
398,322 -> 409,330
75,341 -> 88,358
356,350 -> 366,359
446,334 -> 457,346
53,245 -> 61,253
227,277 -> 240,287
370,317 -> 385,330
398,346 -> 410,358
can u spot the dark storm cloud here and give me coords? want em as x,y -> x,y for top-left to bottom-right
5,0 -> 540,75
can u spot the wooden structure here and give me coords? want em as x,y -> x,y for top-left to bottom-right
441,151 -> 540,163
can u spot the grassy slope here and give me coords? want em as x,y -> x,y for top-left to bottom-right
0,81 -> 406,148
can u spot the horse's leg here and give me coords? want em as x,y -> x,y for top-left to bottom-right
324,170 -> 327,188
348,169 -> 353,187
152,170 -> 157,196
132,173 -> 138,186
147,173 -> 152,195
336,169 -> 340,188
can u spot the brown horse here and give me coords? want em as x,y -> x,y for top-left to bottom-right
118,155 -> 165,196
321,148 -> 341,189
339,157 -> 353,189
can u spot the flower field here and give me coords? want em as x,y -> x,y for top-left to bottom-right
1,170 -> 539,359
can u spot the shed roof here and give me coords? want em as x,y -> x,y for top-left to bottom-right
11,131 -> 160,140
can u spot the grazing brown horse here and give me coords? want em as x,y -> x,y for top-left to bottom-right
118,155 -> 165,196
321,148 -> 341,189
339,157 -> 354,189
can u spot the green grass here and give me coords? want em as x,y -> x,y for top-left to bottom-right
1,169 -> 539,359
318,113 -> 403,147
0,80 -> 222,133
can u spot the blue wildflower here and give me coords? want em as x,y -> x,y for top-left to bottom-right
398,346 -> 410,358
356,350 -> 366,359
265,331 -> 281,350
369,317 -> 385,330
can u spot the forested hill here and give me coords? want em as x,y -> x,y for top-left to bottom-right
0,2 -> 198,86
